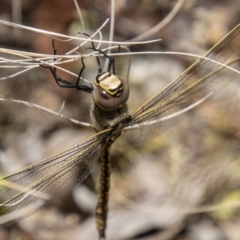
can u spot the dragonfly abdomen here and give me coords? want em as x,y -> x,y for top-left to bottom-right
96,141 -> 112,239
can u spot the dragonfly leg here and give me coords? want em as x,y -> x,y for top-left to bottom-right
80,32 -> 121,75
41,39 -> 93,93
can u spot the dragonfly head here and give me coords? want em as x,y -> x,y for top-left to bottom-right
92,72 -> 129,111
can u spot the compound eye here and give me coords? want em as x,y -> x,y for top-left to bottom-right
99,89 -> 110,99
93,75 -> 129,111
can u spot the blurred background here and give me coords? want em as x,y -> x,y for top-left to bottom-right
0,0 -> 240,239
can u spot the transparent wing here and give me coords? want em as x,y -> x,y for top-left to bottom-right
116,24 -> 240,147
0,130 -> 110,223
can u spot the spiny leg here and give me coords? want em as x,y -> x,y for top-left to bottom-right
79,32 -> 121,75
89,47 -> 115,75
80,32 -> 102,75
41,39 -> 93,93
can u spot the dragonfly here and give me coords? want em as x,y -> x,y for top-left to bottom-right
0,23 -> 240,240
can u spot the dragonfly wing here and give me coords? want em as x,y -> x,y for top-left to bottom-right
0,130 -> 109,223
133,24 -> 240,113
116,24 -> 240,147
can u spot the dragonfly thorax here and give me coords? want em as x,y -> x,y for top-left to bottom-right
92,72 -> 129,111
95,72 -> 123,96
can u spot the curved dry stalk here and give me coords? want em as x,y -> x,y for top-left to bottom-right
73,0 -> 85,32
0,95 -> 92,127
0,19 -> 109,43
0,37 -> 161,63
109,51 -> 240,76
0,67 -> 37,81
108,0 -> 115,50
129,0 -> 186,42
0,19 -> 161,46
125,93 -> 212,131
0,18 -> 163,83
1,48 -> 240,86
